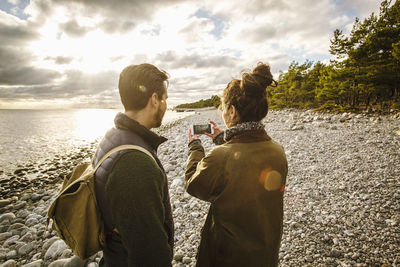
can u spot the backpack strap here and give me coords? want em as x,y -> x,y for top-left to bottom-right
94,144 -> 157,172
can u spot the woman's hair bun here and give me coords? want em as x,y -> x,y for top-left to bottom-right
240,62 -> 275,97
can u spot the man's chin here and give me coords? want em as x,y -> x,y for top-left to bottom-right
153,118 -> 163,128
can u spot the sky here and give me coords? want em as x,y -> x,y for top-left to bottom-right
0,0 -> 383,109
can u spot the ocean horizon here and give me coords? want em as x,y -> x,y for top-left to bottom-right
0,108 -> 194,174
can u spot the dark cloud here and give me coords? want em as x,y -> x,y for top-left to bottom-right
0,69 -> 119,100
0,47 -> 60,86
0,66 -> 60,86
0,13 -> 60,86
44,56 -> 74,65
0,19 -> 38,46
39,0 -> 185,34
100,19 -> 136,34
55,56 -> 74,65
59,19 -> 91,38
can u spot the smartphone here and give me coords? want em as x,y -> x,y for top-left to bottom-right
191,124 -> 214,135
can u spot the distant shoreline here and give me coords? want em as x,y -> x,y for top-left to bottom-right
173,107 -> 217,112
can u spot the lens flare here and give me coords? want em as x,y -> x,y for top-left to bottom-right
259,168 -> 282,191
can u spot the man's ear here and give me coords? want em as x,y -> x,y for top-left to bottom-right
150,92 -> 158,107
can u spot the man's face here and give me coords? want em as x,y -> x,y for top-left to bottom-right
154,87 -> 168,128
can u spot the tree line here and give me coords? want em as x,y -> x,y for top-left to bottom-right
268,0 -> 400,112
175,95 -> 221,109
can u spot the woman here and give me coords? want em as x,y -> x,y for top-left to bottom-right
186,63 -> 288,267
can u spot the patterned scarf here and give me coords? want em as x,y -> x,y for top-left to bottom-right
213,121 -> 265,145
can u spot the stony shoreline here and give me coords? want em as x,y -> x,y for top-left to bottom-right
1,109 -> 399,266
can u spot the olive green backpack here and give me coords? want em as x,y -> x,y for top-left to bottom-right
47,144 -> 156,260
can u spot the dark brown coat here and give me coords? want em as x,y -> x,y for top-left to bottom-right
185,130 -> 288,267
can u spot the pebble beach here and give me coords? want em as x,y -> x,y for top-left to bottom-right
0,108 -> 399,267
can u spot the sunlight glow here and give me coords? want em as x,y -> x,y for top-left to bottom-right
73,109 -> 117,141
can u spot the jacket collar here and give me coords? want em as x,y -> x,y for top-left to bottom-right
225,121 -> 265,141
114,112 -> 167,150
227,129 -> 271,144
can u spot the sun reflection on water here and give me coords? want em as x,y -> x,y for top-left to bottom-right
72,109 -> 119,142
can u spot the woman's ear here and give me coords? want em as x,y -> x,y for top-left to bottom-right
230,105 -> 240,124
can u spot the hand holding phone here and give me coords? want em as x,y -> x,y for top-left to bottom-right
205,121 -> 221,138
191,123 -> 214,135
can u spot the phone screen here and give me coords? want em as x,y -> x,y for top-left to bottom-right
193,124 -> 211,134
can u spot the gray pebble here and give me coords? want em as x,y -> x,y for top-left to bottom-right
22,259 -> 43,267
16,209 -> 30,219
31,193 -> 42,201
48,258 -> 69,267
2,259 -> 17,267
13,201 -> 27,210
43,236 -> 60,251
174,251 -> 184,262
182,256 -> 192,264
64,255 -> 86,267
25,218 -> 39,227
6,250 -> 17,259
0,232 -> 12,241
3,235 -> 20,247
45,239 -> 69,260
0,199 -> 11,208
18,242 -> 35,256
0,213 -> 16,224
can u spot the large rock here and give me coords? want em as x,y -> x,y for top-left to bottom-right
45,240 -> 69,260
2,259 -> 17,267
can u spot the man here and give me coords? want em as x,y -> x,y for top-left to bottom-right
92,64 -> 174,266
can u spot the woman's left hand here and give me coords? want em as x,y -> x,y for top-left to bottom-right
204,121 -> 221,139
188,128 -> 200,143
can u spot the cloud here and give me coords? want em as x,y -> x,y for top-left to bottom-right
0,11 -> 38,45
54,56 -> 74,65
0,13 -> 60,86
0,69 -> 119,100
26,0 -> 186,34
0,65 -> 60,86
156,50 -> 239,69
59,19 -> 91,38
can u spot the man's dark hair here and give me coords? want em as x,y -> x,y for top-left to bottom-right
119,64 -> 169,111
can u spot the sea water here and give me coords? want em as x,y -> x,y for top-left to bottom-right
0,109 -> 193,173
